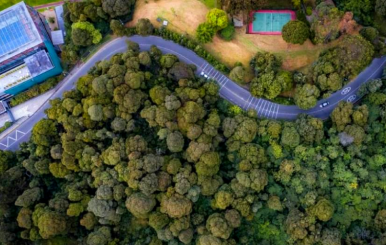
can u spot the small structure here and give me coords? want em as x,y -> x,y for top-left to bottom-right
248,10 -> 296,35
162,20 -> 168,26
233,17 -> 243,27
54,5 -> 66,36
51,30 -> 64,45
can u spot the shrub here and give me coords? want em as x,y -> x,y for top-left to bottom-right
0,121 -> 13,134
48,17 -> 55,24
220,25 -> 235,41
206,8 -> 228,30
110,19 -> 126,37
306,6 -> 313,16
136,18 -> 154,36
196,22 -> 216,43
282,20 -> 310,44
10,76 -> 62,107
360,27 -> 380,42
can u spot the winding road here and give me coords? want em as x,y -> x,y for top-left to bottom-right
1,35 -> 385,151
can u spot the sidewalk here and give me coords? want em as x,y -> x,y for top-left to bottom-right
0,90 -> 54,127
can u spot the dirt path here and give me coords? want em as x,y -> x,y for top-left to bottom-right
127,0 -> 336,73
33,1 -> 63,9
33,0 -> 80,10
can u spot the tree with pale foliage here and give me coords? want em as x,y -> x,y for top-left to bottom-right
206,8 -> 228,30
71,21 -> 102,46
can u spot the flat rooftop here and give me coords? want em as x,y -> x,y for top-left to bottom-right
0,2 -> 42,63
0,50 -> 53,93
0,64 -> 31,93
24,50 -> 54,77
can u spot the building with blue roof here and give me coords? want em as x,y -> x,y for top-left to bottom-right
0,1 -> 62,99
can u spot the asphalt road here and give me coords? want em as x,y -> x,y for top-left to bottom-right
1,35 -> 385,151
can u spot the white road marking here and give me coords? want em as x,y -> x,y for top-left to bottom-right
221,85 -> 246,101
201,63 -> 209,71
218,77 -> 225,85
4,38 -> 384,151
0,130 -> 27,148
151,41 -> 386,118
247,97 -> 254,110
259,100 -> 267,117
221,79 -> 229,89
213,72 -> 221,81
221,77 -> 228,86
262,102 -> 268,117
244,95 -> 252,109
267,103 -> 274,118
275,104 -> 280,119
255,98 -> 262,111
206,67 -> 214,75
255,99 -> 263,117
263,102 -> 271,117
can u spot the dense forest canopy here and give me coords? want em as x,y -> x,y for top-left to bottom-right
1,40 -> 386,245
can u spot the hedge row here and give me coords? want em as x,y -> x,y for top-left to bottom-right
154,28 -> 230,73
10,75 -> 64,107
126,27 -> 230,73
0,121 -> 12,134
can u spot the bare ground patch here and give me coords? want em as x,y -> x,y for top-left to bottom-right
127,0 -> 338,72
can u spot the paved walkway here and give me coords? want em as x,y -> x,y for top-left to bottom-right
0,90 -> 54,128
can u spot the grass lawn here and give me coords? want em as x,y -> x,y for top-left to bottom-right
0,0 -> 57,10
199,0 -> 220,9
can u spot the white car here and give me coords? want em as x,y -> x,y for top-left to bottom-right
341,87 -> 351,95
320,101 -> 330,108
200,71 -> 209,79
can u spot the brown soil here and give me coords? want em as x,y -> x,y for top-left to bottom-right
127,0 -> 337,72
41,9 -> 58,31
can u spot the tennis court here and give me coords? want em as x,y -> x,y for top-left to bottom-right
248,10 -> 296,35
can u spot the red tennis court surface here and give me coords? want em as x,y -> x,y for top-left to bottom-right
248,10 -> 296,35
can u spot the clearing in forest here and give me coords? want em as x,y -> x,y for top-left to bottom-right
127,0 -> 336,73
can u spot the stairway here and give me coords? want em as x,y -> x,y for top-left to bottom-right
0,94 -> 13,102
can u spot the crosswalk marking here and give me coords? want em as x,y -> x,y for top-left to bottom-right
247,97 -> 254,110
0,130 -> 26,148
218,77 -> 225,85
244,95 -> 251,109
221,79 -> 228,88
258,100 -> 267,117
267,103 -> 274,118
275,104 -> 280,119
262,101 -> 270,117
